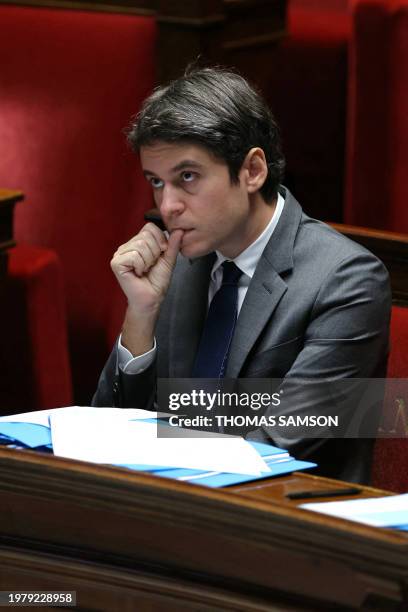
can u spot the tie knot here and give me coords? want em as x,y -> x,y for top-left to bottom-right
221,261 -> 242,286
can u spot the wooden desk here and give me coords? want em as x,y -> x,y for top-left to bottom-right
232,470 -> 391,505
0,447 -> 407,611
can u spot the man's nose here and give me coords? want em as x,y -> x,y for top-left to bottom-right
159,184 -> 185,217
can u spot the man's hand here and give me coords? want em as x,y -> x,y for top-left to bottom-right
111,223 -> 183,356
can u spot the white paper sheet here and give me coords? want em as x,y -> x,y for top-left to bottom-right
50,411 -> 270,476
0,406 -> 160,428
301,493 -> 408,527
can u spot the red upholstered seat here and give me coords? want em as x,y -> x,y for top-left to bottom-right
345,0 -> 408,232
0,5 -> 156,404
1,245 -> 72,414
372,305 -> 408,491
387,306 -> 408,380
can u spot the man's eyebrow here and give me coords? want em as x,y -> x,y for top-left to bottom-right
171,160 -> 203,172
143,160 -> 203,177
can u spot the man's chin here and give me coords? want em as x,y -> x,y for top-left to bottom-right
180,242 -> 211,259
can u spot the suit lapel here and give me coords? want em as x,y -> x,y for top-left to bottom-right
169,254 -> 215,377
226,262 -> 287,377
226,190 -> 303,377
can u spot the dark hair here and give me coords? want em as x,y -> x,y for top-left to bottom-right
127,67 -> 285,202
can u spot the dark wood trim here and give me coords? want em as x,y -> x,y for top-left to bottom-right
225,0 -> 283,7
0,0 -> 155,15
156,14 -> 226,28
223,29 -> 285,50
331,223 -> 408,251
331,223 -> 408,306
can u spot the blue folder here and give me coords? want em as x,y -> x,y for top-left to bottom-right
0,419 -> 316,487
0,422 -> 52,448
117,440 -> 316,487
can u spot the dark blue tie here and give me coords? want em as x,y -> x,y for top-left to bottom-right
192,261 -> 243,378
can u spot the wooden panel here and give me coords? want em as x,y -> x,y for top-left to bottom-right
0,448 -> 407,610
156,0 -> 286,84
157,0 -> 223,20
223,0 -> 286,50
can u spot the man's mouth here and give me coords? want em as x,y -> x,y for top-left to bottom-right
170,228 -> 195,238
180,229 -> 196,247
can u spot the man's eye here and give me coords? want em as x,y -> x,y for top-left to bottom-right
150,177 -> 164,189
181,171 -> 196,183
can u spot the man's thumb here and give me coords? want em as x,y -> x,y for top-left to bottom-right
163,229 -> 183,266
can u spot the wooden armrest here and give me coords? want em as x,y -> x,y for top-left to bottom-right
330,223 -> 408,305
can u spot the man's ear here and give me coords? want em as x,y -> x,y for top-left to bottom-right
240,148 -> 268,194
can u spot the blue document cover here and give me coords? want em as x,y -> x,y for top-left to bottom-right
0,422 -> 52,448
146,458 -> 316,487
118,440 -> 316,487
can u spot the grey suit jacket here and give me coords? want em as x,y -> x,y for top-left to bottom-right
93,188 -> 391,483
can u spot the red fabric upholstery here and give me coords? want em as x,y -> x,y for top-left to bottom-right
345,0 -> 408,231
0,6 -> 156,403
1,246 -> 72,414
372,305 -> 408,491
266,0 -> 351,222
387,305 -> 408,379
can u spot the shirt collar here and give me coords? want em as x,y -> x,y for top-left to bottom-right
211,192 -> 285,280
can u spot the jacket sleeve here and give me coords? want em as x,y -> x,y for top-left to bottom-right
92,340 -> 157,410
247,251 -> 392,483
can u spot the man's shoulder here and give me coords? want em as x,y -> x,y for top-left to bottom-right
296,210 -> 385,272
281,187 -> 365,252
299,213 -> 364,254
268,188 -> 388,279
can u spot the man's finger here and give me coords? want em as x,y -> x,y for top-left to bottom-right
142,222 -> 168,251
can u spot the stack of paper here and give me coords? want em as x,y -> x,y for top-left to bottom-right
0,407 -> 316,487
302,494 -> 408,531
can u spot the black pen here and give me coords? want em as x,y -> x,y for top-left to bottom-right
286,487 -> 361,500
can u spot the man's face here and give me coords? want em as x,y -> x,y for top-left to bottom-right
140,141 -> 253,259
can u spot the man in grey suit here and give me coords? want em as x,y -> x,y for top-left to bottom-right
94,67 -> 391,483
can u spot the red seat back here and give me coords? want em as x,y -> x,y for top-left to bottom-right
1,245 -> 73,412
372,305 -> 408,491
0,5 -> 156,402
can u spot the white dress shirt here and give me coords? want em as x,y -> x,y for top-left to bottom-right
118,193 -> 285,374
